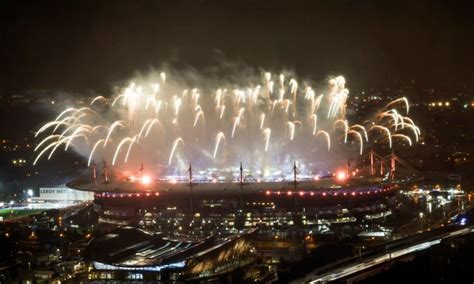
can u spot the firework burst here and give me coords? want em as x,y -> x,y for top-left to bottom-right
34,71 -> 421,175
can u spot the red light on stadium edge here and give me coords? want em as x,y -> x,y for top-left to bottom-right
265,190 -> 271,195
299,191 -> 304,196
310,192 -> 314,196
141,175 -> 152,185
322,192 -> 327,196
155,192 -> 159,196
287,191 -> 293,196
351,192 -> 356,196
336,171 -> 347,182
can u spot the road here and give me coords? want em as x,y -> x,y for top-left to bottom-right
294,225 -> 473,283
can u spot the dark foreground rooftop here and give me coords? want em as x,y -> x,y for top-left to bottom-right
84,226 -> 256,272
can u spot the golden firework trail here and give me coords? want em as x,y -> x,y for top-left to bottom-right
33,71 -> 420,170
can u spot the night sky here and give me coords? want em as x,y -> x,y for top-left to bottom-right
2,0 -> 474,93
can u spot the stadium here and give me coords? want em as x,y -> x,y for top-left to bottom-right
33,70 -> 422,228
66,152 -> 422,229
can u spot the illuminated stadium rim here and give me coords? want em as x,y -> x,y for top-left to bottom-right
93,185 -> 398,199
93,261 -> 186,272
126,174 -> 335,184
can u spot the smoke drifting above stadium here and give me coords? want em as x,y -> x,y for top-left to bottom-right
33,70 -> 419,177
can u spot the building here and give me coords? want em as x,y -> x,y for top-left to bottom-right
32,186 -> 94,203
80,226 -> 257,282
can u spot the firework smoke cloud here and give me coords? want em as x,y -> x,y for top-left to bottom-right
33,70 -> 419,178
